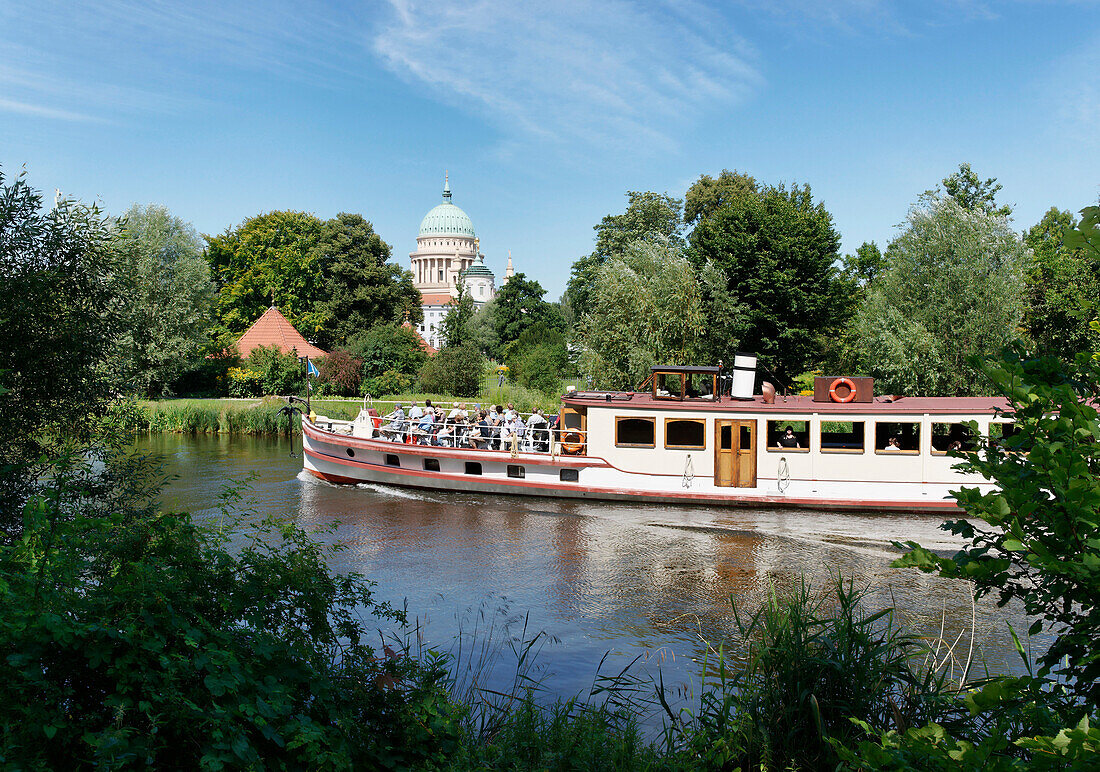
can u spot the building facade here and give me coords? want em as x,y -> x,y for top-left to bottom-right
411,175 -> 510,348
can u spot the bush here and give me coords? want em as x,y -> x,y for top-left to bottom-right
316,349 -> 364,397
505,322 -> 569,394
227,366 -> 263,397
245,345 -> 303,396
418,344 -> 485,397
362,369 -> 412,398
349,324 -> 428,380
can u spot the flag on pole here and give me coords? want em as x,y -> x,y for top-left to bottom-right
307,359 -> 320,377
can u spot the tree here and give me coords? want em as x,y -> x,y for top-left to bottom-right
1022,207 -> 1100,363
839,241 -> 885,289
440,284 -> 475,347
347,323 -> 428,381
505,322 -> 570,394
686,181 -> 845,381
0,168 -> 127,529
417,344 -> 485,397
577,239 -> 703,390
854,195 -> 1027,395
942,162 -> 1012,218
111,204 -> 215,397
565,191 -> 684,320
490,273 -> 564,358
205,211 -> 326,337
684,168 -> 757,226
312,213 -> 421,349
315,349 -> 364,397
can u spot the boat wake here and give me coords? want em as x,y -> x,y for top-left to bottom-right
355,483 -> 431,501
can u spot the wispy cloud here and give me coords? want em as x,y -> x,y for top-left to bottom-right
0,97 -> 102,123
372,0 -> 763,152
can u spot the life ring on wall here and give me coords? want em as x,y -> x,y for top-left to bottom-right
829,377 -> 857,403
561,432 -> 585,455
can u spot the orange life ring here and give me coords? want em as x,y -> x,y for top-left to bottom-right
829,377 -> 857,403
561,432 -> 585,455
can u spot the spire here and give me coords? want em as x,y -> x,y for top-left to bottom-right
505,250 -> 514,278
443,170 -> 451,203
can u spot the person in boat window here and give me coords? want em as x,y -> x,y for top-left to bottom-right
883,436 -> 901,451
947,439 -> 963,452
779,426 -> 800,448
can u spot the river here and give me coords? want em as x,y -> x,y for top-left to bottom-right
141,433 -> 1036,711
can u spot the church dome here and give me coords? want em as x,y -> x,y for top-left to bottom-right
418,176 -> 475,238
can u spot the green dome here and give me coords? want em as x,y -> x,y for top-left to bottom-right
461,253 -> 494,279
418,177 -> 475,237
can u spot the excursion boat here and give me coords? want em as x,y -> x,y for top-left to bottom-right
299,357 -> 1009,513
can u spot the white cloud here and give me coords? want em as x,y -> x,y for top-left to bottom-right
372,0 -> 763,152
0,97 -> 101,123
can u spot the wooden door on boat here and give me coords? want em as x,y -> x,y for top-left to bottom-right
715,419 -> 756,488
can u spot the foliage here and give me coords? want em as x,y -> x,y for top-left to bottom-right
487,273 -> 564,359
565,191 -> 684,320
362,369 -> 413,399
245,345 -> 303,396
418,344 -> 485,397
504,323 -> 570,394
0,168 -> 127,531
840,240 -> 885,289
687,180 -> 846,380
110,204 -> 215,397
347,323 -> 429,380
166,349 -> 239,398
227,366 -> 264,398
942,162 -> 1013,218
1022,207 -> 1100,363
577,240 -> 703,390
311,212 -> 421,349
316,349 -> 364,397
205,211 -> 326,336
683,168 -> 757,226
142,397 -> 315,434
894,348 -> 1100,711
441,283 -> 475,347
854,194 -> 1026,395
0,451 -> 463,769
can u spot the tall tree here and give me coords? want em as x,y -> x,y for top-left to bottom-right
941,162 -> 1012,217
489,273 -> 564,358
578,239 -> 703,390
205,211 -> 326,338
686,180 -> 845,380
112,204 -> 215,396
565,191 -> 683,320
312,213 -> 421,349
1022,207 -> 1100,363
684,169 -> 757,226
854,194 -> 1027,395
440,283 -> 475,347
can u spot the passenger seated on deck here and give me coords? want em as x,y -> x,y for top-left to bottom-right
470,410 -> 491,450
527,409 -> 549,451
415,408 -> 434,435
779,426 -> 800,448
382,404 -> 406,439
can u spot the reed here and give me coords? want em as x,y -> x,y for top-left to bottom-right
136,398 -> 355,435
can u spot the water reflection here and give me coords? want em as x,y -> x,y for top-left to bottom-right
142,434 -> 1036,702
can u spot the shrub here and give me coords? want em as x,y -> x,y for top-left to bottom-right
227,366 -> 263,397
362,369 -> 412,398
245,345 -> 303,396
418,344 -> 485,397
316,349 -> 364,397
349,324 -> 429,380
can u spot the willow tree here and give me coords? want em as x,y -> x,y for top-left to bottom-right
854,194 -> 1027,395
577,239 -> 703,390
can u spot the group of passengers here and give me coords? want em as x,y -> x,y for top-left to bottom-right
380,400 -> 553,452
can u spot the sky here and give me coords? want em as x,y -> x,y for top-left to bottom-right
2,0 -> 1098,297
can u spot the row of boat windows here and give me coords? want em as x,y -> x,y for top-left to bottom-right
364,450 -> 579,481
614,417 -> 1017,454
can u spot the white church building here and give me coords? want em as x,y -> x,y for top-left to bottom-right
411,175 -> 513,348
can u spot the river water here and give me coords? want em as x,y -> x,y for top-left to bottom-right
142,433 -> 1036,709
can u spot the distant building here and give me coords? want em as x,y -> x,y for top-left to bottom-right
236,306 -> 326,359
410,174 -> 513,348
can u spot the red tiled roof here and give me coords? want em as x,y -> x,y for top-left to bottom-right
403,320 -> 437,355
236,306 -> 327,359
420,293 -> 454,306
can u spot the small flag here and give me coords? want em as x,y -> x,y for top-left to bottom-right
307,359 -> 320,377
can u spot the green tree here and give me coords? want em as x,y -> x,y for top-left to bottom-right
490,273 -> 564,358
839,241 -> 885,289
418,344 -> 485,397
942,162 -> 1012,218
578,240 -> 703,390
1022,207 -> 1100,363
565,191 -> 684,320
245,345 -> 303,396
505,322 -> 569,393
686,181 -> 845,380
312,213 -> 421,349
854,195 -> 1027,395
112,204 -> 215,397
347,323 -> 429,381
684,168 -> 757,226
440,284 -> 475,347
205,211 -> 326,337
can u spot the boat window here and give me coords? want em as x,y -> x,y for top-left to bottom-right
385,454 -> 400,467
665,418 -> 706,450
507,464 -> 525,479
616,417 -> 655,447
989,422 -> 1024,452
719,423 -> 733,450
820,421 -> 865,453
464,461 -> 482,475
685,373 -> 718,401
346,448 -> 355,457
652,371 -> 685,400
766,420 -> 810,452
560,468 -> 579,482
931,422 -> 976,454
423,458 -> 440,471
875,422 -> 921,454
740,424 -> 752,450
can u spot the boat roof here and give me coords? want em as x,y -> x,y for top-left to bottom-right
563,391 -> 1011,416
651,365 -> 720,374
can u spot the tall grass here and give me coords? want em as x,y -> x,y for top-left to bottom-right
132,398 -> 354,435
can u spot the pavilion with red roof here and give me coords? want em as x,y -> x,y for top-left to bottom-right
236,306 -> 327,359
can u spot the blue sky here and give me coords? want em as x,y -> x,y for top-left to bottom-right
2,0 -> 1098,297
